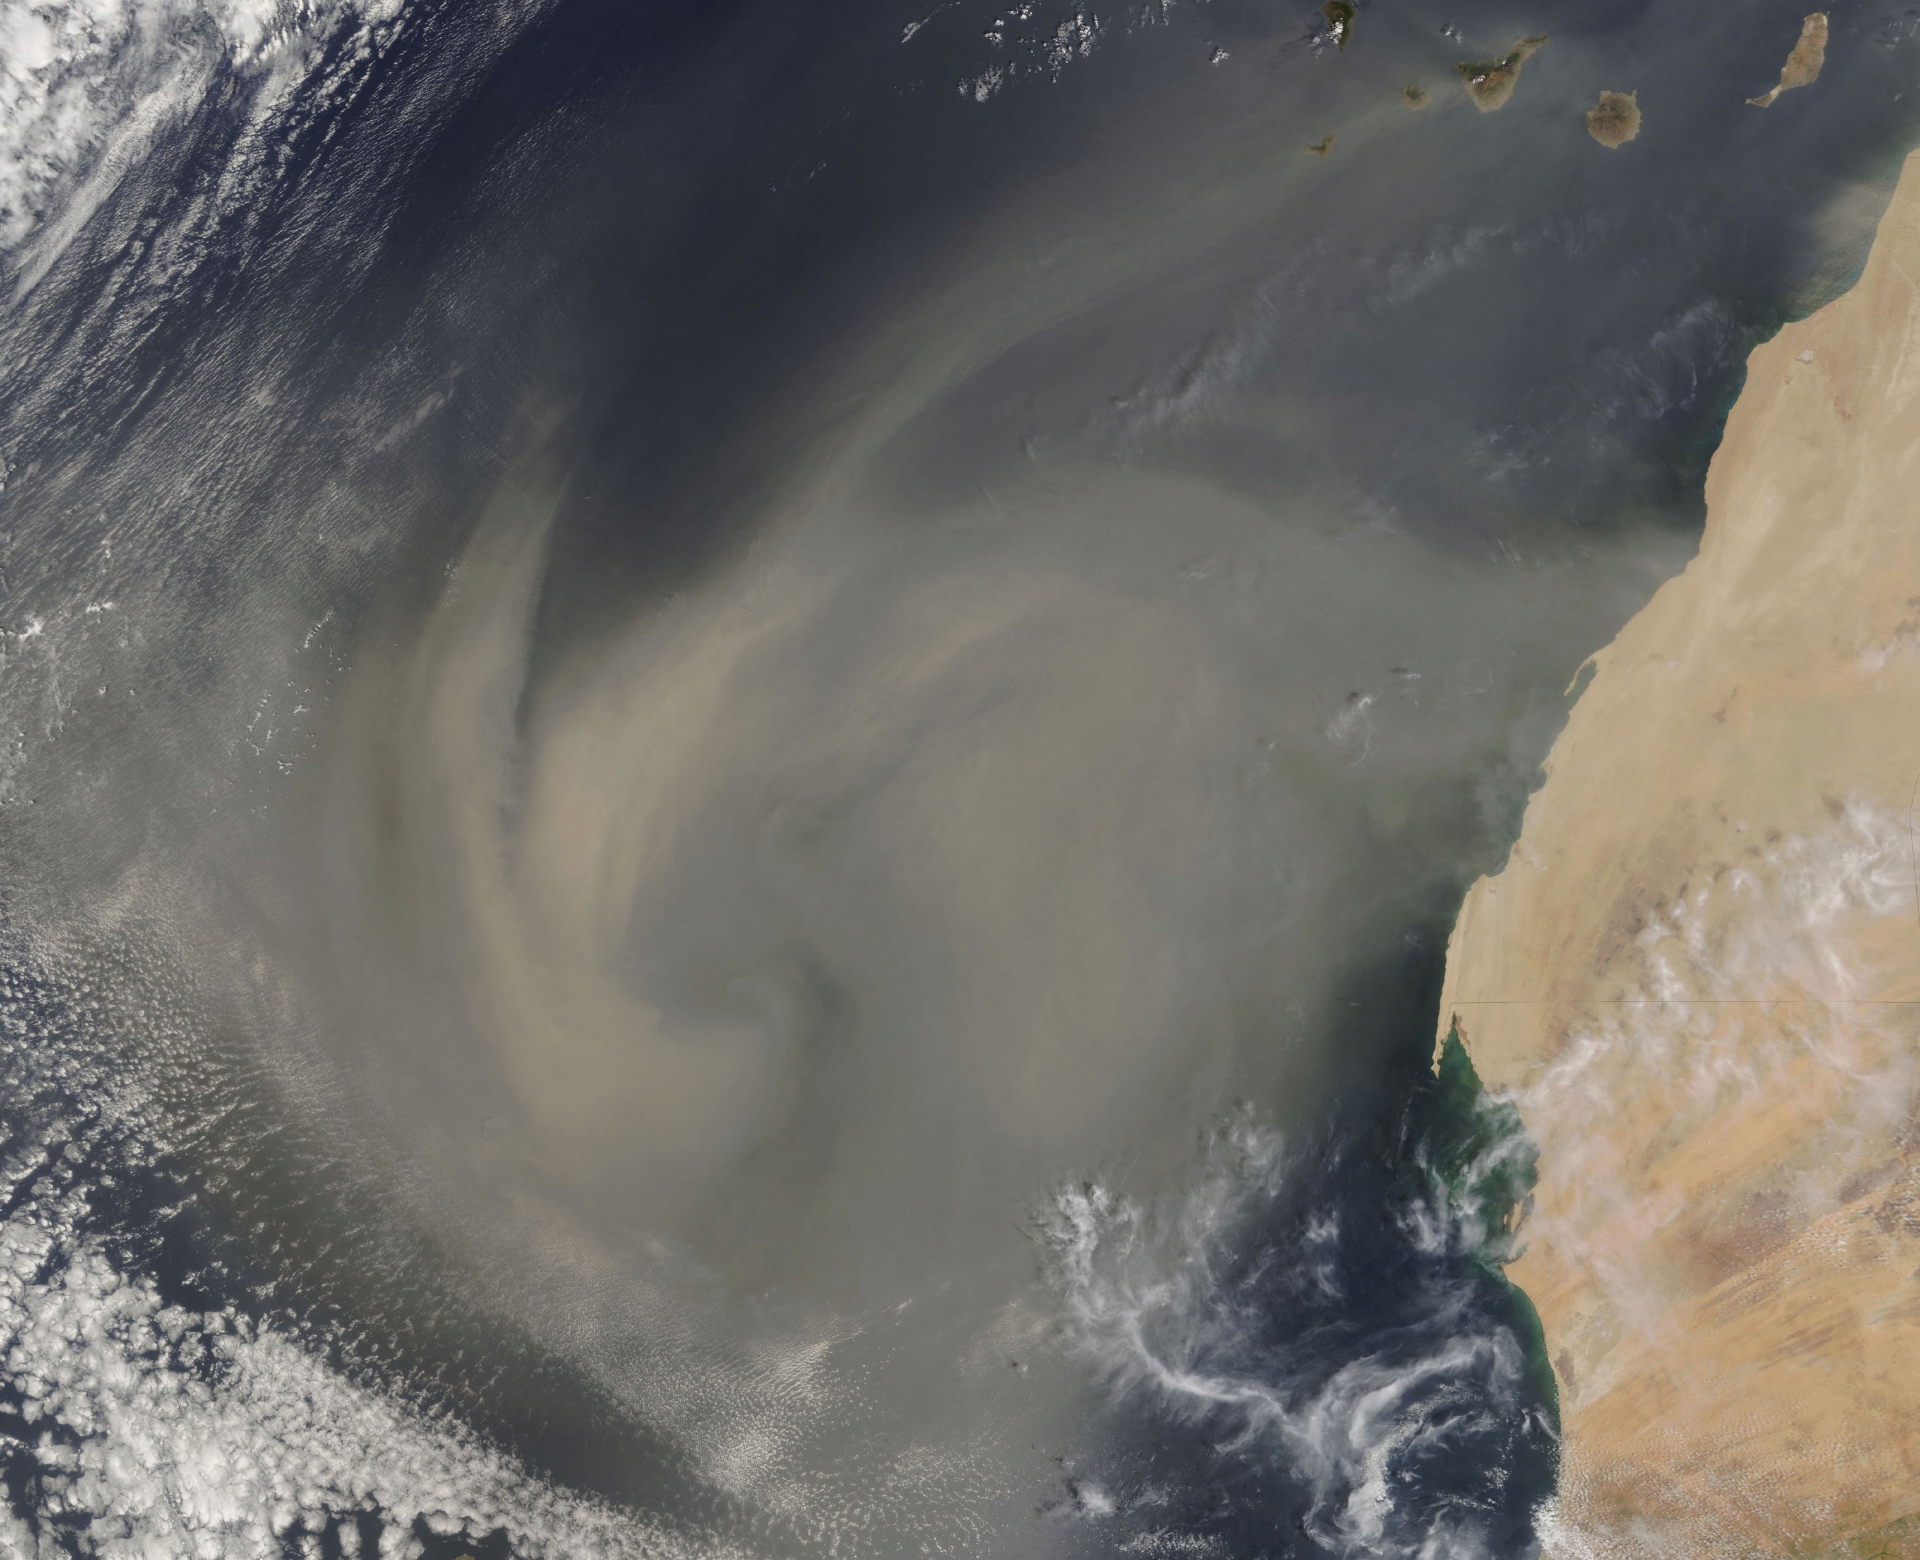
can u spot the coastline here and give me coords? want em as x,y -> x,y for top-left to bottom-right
1438,148 -> 1920,1552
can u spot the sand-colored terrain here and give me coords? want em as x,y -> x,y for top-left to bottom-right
1457,37 -> 1549,113
1438,149 -> 1920,1555
1750,13 -> 1828,108
1585,91 -> 1641,149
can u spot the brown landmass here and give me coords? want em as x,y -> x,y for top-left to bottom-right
1585,89 -> 1640,148
1305,135 -> 1335,157
1438,148 -> 1920,1555
1403,83 -> 1430,111
1321,0 -> 1355,50
1749,12 -> 1828,107
1456,36 -> 1548,113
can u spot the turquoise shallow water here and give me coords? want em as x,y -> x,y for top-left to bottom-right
1,2 -> 1918,1554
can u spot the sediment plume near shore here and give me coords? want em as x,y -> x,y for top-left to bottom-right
1438,148 -> 1920,1555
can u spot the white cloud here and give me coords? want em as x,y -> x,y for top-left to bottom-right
0,1161 -> 729,1559
0,0 -> 412,294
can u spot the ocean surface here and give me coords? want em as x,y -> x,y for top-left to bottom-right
1,1 -> 1917,1555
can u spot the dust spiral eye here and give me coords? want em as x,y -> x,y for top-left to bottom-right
312,465 -> 1314,1246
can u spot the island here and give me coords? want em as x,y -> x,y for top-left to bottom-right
1322,1 -> 1355,50
1749,12 -> 1828,107
1437,149 -> 1920,1554
1584,89 -> 1640,148
1456,37 -> 1548,112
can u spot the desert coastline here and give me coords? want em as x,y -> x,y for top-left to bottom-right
1439,146 -> 1920,1552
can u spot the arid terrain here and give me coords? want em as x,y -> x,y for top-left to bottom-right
1440,149 -> 1920,1554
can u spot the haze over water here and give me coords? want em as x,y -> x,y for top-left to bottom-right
2,1 -> 1919,1555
